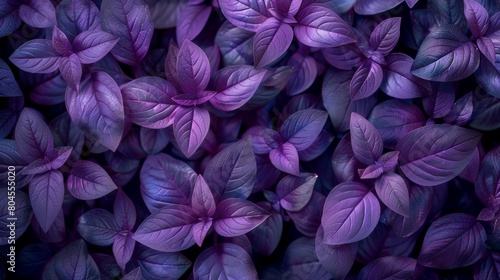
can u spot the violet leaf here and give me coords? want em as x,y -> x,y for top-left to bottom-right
350,59 -> 383,101
114,189 -> 136,230
279,108 -> 328,151
369,17 -> 401,56
129,245 -> 191,280
0,58 -> 22,97
58,54 -> 82,91
282,237 -> 331,279
177,39 -> 211,94
215,21 -> 254,66
218,0 -> 270,32
67,160 -> 118,200
375,173 -> 410,217
269,142 -> 300,176
9,39 -> 61,74
443,92 -> 474,126
113,233 -> 135,270
286,52 -> 317,96
288,191 -> 326,237
176,4 -> 212,44
77,209 -> 119,246
354,0 -> 404,15
359,256 -> 417,280
15,108 -> 53,162
213,198 -> 270,237
56,0 -> 101,42
29,170 -> 64,233
475,146 -> 500,208
73,30 -> 119,64
253,17 -> 293,68
173,106 -> 210,158
191,175 -> 216,218
350,112 -> 383,165
246,202 -> 282,256
18,0 -> 56,28
464,0 -> 490,38
276,173 -> 317,212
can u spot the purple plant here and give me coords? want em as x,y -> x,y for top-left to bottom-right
1,0 -> 500,279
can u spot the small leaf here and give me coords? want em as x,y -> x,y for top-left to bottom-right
114,189 -> 136,230
397,124 -> 481,186
193,220 -> 212,247
375,173 -> 410,217
280,109 -> 328,151
369,18 -> 401,56
67,160 -> 118,200
133,205 -> 197,252
193,243 -> 258,279
418,213 -> 487,269
73,30 -> 119,64
286,52 -> 317,96
77,209 -> 119,246
269,142 -> 300,176
359,164 -> 383,179
59,54 -> 82,91
276,173 -> 317,212
113,233 -> 135,270
101,0 -> 154,65
294,5 -> 356,48
443,92 -> 473,126
322,182 -> 380,245
42,240 -> 100,280
177,40 -> 211,94
10,39 -> 60,74
218,0 -> 270,32
173,106 -> 210,158
411,24 -> 480,81
15,108 -> 53,162
253,17 -> 293,68
66,71 -> 125,151
29,171 -> 64,233
192,175 -> 216,217
350,112 -> 383,165
214,198 -> 270,237
350,59 -> 383,101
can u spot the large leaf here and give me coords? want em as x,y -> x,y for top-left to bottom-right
67,160 -> 118,200
213,198 -> 270,237
29,171 -> 64,233
173,106 -> 210,158
315,226 -> 357,279
279,109 -> 328,151
176,4 -> 212,44
253,17 -> 293,68
215,21 -> 254,66
203,138 -> 256,200
322,182 -> 380,245
359,256 -> 417,280
350,59 -> 383,101
0,58 -> 21,97
77,209 -> 119,246
369,18 -> 401,56
66,71 -> 124,151
354,0 -> 404,15
42,240 -> 100,280
210,65 -> 267,111
294,5 -> 356,48
218,0 -> 270,32
397,124 -> 481,186
276,173 -> 317,212
129,246 -> 192,280
140,153 -> 196,212
418,213 -> 487,269
100,0 -> 154,65
375,173 -> 410,217
133,205 -> 197,252
10,39 -> 60,74
350,112 -> 383,165
177,40 -> 211,94
56,0 -> 101,42
382,53 -> 432,99
15,108 -> 53,162
193,243 -> 258,279
121,76 -> 178,129
411,24 -> 480,82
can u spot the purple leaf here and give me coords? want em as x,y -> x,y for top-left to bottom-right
66,72 -> 124,151
218,0 -> 270,32
19,0 -> 56,28
459,146 -> 481,183
29,170 -> 64,233
369,100 -> 426,149
253,17 -> 293,68
315,225 -> 358,279
176,4 -> 212,44
133,205 -> 197,252
397,124 -> 481,186
210,65 -> 267,111
122,267 -> 142,280
67,160 -> 118,200
177,39 -> 211,94
359,256 -> 417,280
193,220 -> 212,247
443,92 -> 473,126
15,108 -> 53,162
470,91 -> 500,131
350,59 -> 383,101
30,74 -> 66,105
475,146 -> 500,207
276,173 -> 317,212
475,53 -> 500,99
381,53 -> 432,99
140,127 -> 169,155
193,243 -> 258,279
418,213 -> 487,269
279,109 -> 328,151
378,151 -> 400,172
288,191 -> 326,237
42,240 -> 99,280
354,0 -> 403,15
370,18 -> 401,56
411,24 -> 480,81
114,189 -> 136,230
350,112 -> 383,165
322,182 -> 380,245
215,21 -> 254,66
73,30 -> 119,64
113,233 -> 135,270
474,252 -> 500,280
129,246 -> 191,280
464,0 -> 489,38
359,164 -> 384,179
332,134 -> 363,182
477,36 -> 496,63
213,198 -> 270,237
77,209 -> 119,246
191,175 -> 216,218
375,173 -> 410,217
203,138 -> 256,200
286,52 -> 317,96
140,153 -> 196,212
52,26 -> 71,56
282,237 -> 331,279
9,39 -> 60,74
0,2 -> 21,38
247,202 -> 282,255
56,0 -> 101,42
422,82 -> 456,118
0,189 -> 32,245
173,106 -> 210,158
59,54 -> 82,91
100,0 -> 154,65
0,58 -> 22,97
298,129 -> 334,161
294,5 -> 356,48
121,76 -> 178,129
270,142 -> 300,176
45,146 -> 73,170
